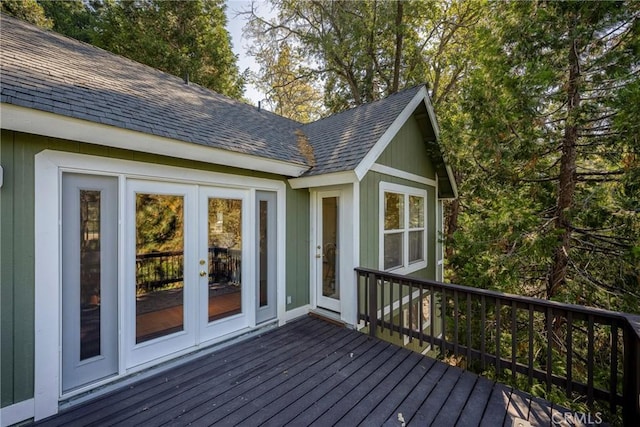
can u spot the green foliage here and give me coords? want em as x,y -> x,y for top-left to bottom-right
24,0 -> 244,99
38,0 -> 100,43
94,0 -> 243,98
1,0 -> 52,28
447,1 -> 640,313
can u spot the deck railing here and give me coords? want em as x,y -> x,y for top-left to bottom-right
356,267 -> 640,425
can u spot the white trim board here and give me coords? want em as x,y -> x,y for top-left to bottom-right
0,399 -> 35,427
33,150 -> 288,422
370,163 -> 437,188
288,170 -> 358,189
354,86 -> 430,181
1,103 -> 308,177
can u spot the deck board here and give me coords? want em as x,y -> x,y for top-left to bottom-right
33,316 -> 569,427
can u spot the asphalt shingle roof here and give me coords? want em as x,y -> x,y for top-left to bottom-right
0,14 -> 430,178
0,14 -> 307,167
299,86 -> 423,176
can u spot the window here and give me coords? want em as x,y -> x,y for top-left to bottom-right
380,182 -> 427,273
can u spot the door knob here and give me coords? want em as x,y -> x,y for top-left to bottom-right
200,271 -> 207,277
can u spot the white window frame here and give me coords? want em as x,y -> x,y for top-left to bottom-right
379,182 -> 428,275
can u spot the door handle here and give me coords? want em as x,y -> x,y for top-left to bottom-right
200,271 -> 207,277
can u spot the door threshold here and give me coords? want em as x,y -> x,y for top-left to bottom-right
309,309 -> 346,327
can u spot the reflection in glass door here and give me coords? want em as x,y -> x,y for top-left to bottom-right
135,194 -> 185,343
205,197 -> 243,322
317,192 -> 341,312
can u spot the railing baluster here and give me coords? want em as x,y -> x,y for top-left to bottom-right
389,278 -> 394,337
380,271 -> 385,333
399,280 -> 403,339
611,322 -> 618,413
429,286 -> 435,350
441,289 -> 446,356
511,300 -> 517,382
528,304 -> 534,387
466,293 -> 472,363
496,298 -> 501,378
454,290 -> 459,357
567,311 -> 573,397
368,272 -> 377,337
409,280 -> 413,344
546,307 -> 553,393
419,284 -> 424,347
588,314 -> 595,407
481,295 -> 486,371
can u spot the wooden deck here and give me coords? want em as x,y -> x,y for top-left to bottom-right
34,316 -> 578,427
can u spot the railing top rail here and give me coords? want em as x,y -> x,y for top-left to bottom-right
355,267 -> 638,330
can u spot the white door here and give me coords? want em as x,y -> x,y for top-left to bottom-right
198,187 -> 250,341
126,181 -> 198,367
316,191 -> 341,312
61,173 -> 119,392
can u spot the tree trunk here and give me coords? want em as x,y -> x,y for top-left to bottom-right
391,0 -> 403,94
547,36 -> 581,300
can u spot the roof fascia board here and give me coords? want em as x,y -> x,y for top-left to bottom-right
288,170 -> 358,189
370,163 -> 437,187
0,103 -> 309,177
443,164 -> 459,199
353,86 -> 429,181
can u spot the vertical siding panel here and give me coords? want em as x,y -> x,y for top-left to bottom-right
13,133 -> 36,402
1,130 -> 16,406
285,187 -> 310,309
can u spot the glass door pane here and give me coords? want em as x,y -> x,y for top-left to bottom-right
135,194 -> 185,343
206,198 -> 242,322
322,196 -> 339,300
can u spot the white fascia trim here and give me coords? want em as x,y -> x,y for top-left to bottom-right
370,163 -> 437,187
0,399 -> 35,427
443,164 -> 459,199
354,86 -> 429,181
287,170 -> 358,189
0,103 -> 309,177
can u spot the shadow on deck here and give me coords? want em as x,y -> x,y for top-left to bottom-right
34,316 -> 581,427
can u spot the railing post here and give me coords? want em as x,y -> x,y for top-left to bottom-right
623,315 -> 640,425
368,273 -> 378,337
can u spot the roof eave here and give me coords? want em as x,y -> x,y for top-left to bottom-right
0,103 -> 310,177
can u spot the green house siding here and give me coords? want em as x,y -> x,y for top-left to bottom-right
376,115 -> 436,180
0,130 -> 311,408
359,171 -> 436,280
285,186 -> 310,308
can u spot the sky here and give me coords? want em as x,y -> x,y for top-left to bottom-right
225,0 -> 273,106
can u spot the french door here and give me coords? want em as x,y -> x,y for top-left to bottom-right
127,182 -> 249,367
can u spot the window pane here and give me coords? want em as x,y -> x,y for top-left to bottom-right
80,190 -> 101,360
409,195 -> 424,228
409,230 -> 424,263
384,232 -> 403,270
135,194 -> 184,344
384,192 -> 404,230
207,198 -> 242,322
